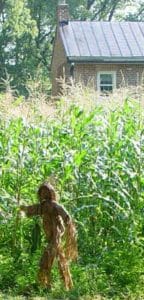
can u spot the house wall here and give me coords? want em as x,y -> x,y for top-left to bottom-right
52,57 -> 144,95
74,63 -> 144,89
51,28 -> 69,96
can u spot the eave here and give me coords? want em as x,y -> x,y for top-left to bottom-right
67,56 -> 144,64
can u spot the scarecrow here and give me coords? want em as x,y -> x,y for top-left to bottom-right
21,182 -> 77,290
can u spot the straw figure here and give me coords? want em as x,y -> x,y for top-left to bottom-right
20,182 -> 77,290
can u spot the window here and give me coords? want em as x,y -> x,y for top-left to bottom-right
97,71 -> 116,92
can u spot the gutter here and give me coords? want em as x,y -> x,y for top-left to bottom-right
67,56 -> 144,64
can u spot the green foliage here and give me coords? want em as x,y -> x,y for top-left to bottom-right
5,0 -> 38,38
0,0 -> 142,95
0,97 -> 144,299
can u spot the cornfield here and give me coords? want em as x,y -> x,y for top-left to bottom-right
0,87 -> 144,299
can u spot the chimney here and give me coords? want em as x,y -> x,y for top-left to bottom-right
57,1 -> 69,25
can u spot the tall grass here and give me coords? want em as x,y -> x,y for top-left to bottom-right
0,85 -> 144,299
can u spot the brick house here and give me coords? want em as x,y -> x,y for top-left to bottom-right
51,3 -> 144,95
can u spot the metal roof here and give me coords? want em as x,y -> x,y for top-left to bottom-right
59,21 -> 144,62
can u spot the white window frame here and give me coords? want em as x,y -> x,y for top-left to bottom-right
97,71 -> 116,93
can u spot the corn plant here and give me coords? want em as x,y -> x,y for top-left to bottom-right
0,97 -> 144,299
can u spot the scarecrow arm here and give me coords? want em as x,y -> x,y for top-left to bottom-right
20,204 -> 41,217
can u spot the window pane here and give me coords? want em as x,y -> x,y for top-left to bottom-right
101,85 -> 113,92
100,74 -> 112,85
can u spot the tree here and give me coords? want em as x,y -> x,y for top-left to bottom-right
0,0 -> 38,93
0,0 -> 141,95
68,0 -> 132,21
124,1 -> 144,21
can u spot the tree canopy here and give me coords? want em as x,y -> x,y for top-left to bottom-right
0,0 -> 143,94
